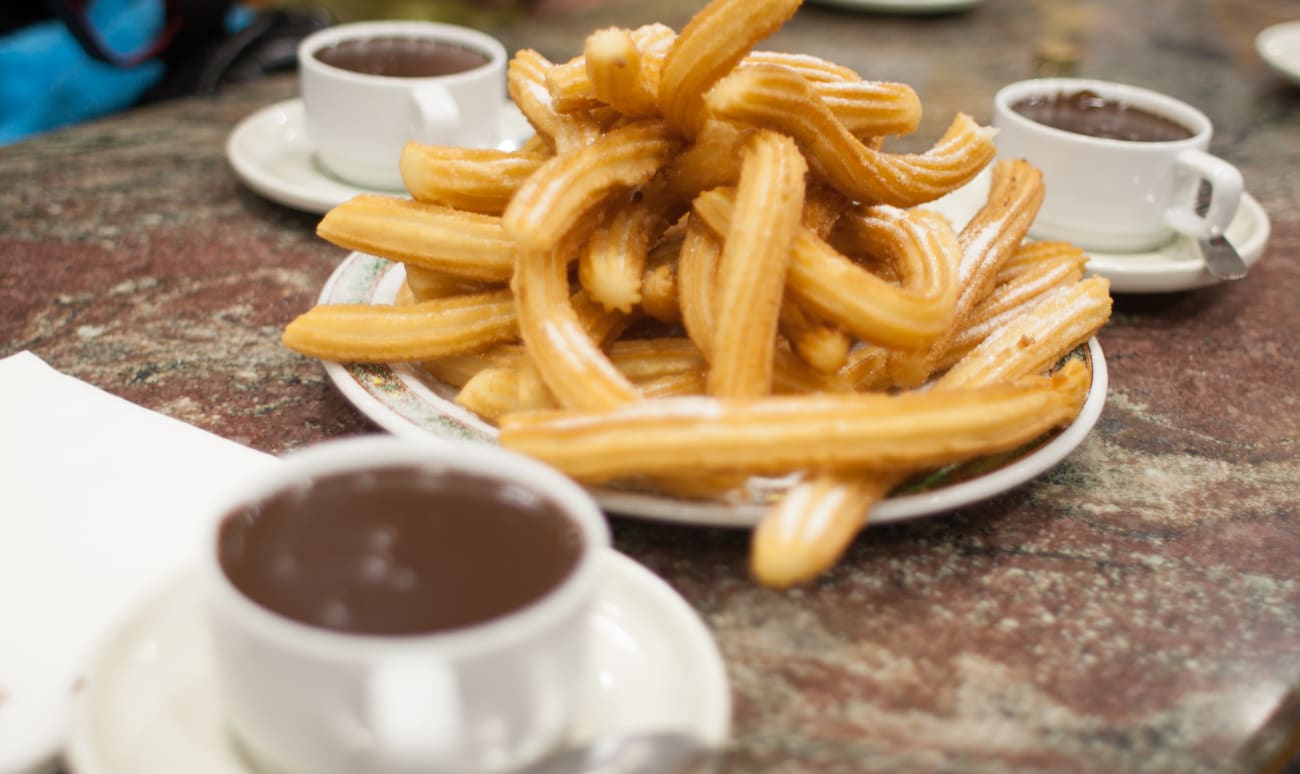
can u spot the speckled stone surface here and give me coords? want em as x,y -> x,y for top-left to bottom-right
2,0 -> 1298,771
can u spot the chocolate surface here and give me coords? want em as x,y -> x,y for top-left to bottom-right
219,467 -> 580,635
313,36 -> 489,78
1012,90 -> 1195,142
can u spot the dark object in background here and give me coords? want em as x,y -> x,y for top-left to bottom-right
153,6 -> 332,99
2,0 -> 329,101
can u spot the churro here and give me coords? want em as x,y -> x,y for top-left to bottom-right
548,23 -> 675,114
317,195 -> 515,282
674,213 -> 723,358
400,143 -> 546,215
693,189 -> 959,350
402,265 -> 492,302
502,120 -> 677,251
512,241 -> 640,411
499,362 -> 1091,482
707,130 -> 807,397
936,241 -> 1087,372
585,27 -> 660,118
508,48 -> 601,153
658,0 -> 802,137
886,158 -> 1046,387
640,253 -> 681,324
283,289 -> 517,362
706,65 -> 995,206
579,195 -> 667,313
780,301 -> 852,373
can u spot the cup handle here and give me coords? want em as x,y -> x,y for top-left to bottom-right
1164,148 -> 1243,239
409,83 -> 462,147
367,659 -> 461,773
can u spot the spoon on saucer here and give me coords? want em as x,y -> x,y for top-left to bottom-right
1196,188 -> 1248,281
1199,228 -> 1248,281
515,730 -> 720,774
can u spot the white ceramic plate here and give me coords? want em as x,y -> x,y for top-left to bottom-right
313,252 -> 1108,528
64,552 -> 730,774
928,169 -> 1271,294
225,97 -> 533,214
806,0 -> 983,13
1257,21 -> 1300,86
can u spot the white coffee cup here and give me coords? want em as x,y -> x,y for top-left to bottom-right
298,21 -> 507,190
200,436 -> 610,774
993,78 -> 1243,252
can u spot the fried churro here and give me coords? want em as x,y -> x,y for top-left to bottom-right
500,362 -> 1090,482
283,289 -> 517,362
706,65 -> 995,206
318,195 -> 515,282
503,120 -> 677,251
693,189 -> 959,350
707,130 -> 807,397
400,143 -> 546,215
508,48 -> 601,153
658,0 -> 802,138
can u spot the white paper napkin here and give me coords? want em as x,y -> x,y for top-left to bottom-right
0,352 -> 279,774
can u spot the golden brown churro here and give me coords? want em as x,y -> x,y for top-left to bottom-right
707,130 -> 807,397
283,290 -> 517,362
317,196 -> 515,282
400,143 -> 545,215
579,196 -> 667,313
585,27 -> 660,118
503,120 -> 677,251
706,65 -> 995,207
658,0 -> 802,138
512,242 -> 641,411
693,189 -> 959,351
499,362 -> 1090,482
508,48 -> 601,153
402,265 -> 492,302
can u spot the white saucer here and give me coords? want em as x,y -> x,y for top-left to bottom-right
225,97 -> 534,214
806,0 -> 983,12
1257,21 -> 1300,86
927,170 -> 1271,293
63,552 -> 730,774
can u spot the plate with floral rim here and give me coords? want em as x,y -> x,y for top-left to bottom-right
310,251 -> 1107,529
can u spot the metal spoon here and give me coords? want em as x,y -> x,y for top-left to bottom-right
1198,228 -> 1248,281
515,731 -> 720,774
1195,188 -> 1248,281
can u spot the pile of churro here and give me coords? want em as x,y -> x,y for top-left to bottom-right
283,0 -> 1113,587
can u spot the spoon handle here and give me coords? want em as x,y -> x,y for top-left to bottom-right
1199,231 -> 1248,281
1195,185 -> 1248,281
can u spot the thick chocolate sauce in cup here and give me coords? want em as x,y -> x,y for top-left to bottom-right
1011,89 -> 1195,142
217,466 -> 582,636
312,36 -> 490,78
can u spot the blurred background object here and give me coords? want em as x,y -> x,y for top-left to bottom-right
1,0 -> 618,145
304,0 -> 531,26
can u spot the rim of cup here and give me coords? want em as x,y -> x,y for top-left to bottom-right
298,20 -> 506,87
202,436 -> 610,660
993,77 -> 1213,148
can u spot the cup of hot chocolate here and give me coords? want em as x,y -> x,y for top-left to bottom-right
993,78 -> 1243,252
200,436 -> 610,774
298,20 -> 507,189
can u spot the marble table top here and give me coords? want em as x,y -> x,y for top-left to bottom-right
2,0 -> 1298,770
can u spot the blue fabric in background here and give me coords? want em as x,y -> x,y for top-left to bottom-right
0,0 -> 257,145
0,0 -> 165,144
